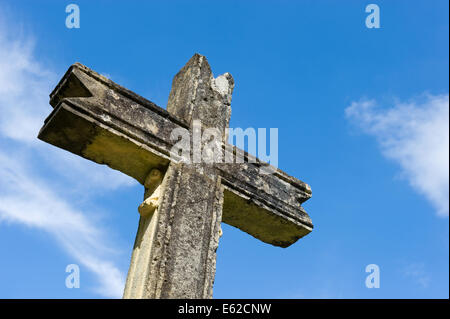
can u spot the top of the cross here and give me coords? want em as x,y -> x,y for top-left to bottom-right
178,54 -> 234,98
167,53 -> 235,132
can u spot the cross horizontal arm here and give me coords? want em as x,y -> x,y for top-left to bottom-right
38,63 -> 313,247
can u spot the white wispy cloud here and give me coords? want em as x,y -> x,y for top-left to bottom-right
0,11 -> 136,297
0,13 -> 135,191
0,24 -> 52,143
403,263 -> 431,288
346,94 -> 449,217
0,153 -> 125,298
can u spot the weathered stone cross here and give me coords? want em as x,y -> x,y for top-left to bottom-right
38,54 -> 313,299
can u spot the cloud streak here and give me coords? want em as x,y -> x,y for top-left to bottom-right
0,153 -> 125,298
0,10 -> 135,297
346,94 -> 449,217
403,263 -> 431,288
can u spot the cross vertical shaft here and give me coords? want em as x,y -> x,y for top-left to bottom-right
123,54 -> 234,298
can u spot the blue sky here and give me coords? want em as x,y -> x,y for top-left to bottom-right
0,0 -> 448,298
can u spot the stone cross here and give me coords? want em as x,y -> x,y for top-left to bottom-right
38,54 -> 313,299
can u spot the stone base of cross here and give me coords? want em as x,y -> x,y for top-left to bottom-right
38,54 -> 313,298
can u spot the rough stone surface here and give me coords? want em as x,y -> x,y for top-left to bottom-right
37,54 -> 313,299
